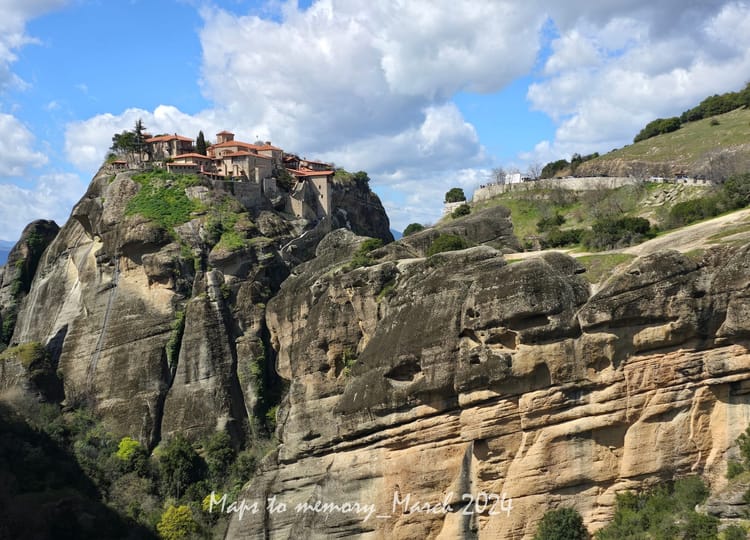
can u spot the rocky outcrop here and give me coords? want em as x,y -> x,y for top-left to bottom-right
2,166 -> 392,451
0,219 -> 59,348
227,241 -> 750,539
331,174 -> 393,244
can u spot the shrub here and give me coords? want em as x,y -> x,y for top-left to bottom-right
545,228 -> 583,248
541,159 -> 570,179
348,238 -> 384,269
737,424 -> 750,468
722,172 -> 750,209
634,116 -> 681,143
157,505 -> 199,540
537,213 -> 565,233
668,197 -> 721,227
403,223 -> 424,236
426,234 -> 468,256
451,204 -> 471,218
727,459 -> 745,479
724,524 -> 748,540
444,187 -> 466,203
534,507 -> 588,540
596,477 -> 716,539
115,436 -> 140,461
581,216 -> 653,251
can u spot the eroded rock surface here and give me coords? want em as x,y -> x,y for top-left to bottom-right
228,242 -> 750,539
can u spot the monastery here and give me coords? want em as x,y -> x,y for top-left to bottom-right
109,130 -> 334,220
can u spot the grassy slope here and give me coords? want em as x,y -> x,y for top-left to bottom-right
589,107 -> 750,165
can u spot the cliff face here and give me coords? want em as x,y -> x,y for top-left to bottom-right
4,163 -> 750,538
0,167 -> 392,449
227,234 -> 750,538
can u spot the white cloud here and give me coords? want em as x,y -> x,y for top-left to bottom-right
0,113 -> 48,175
525,0 -> 750,163
0,172 -> 84,240
64,105 -> 223,173
62,0 -> 750,231
0,0 -> 68,90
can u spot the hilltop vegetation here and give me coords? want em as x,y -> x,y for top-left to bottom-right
539,83 -> 750,180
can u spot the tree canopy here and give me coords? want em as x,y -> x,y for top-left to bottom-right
444,187 -> 466,203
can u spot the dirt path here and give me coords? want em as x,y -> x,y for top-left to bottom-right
505,208 -> 750,261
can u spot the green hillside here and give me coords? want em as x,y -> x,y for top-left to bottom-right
576,107 -> 750,177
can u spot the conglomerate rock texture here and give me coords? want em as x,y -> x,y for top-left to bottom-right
227,236 -> 750,539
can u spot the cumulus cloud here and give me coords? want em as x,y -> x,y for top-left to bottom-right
62,0 -> 750,229
0,113 -> 48,175
0,172 -> 85,240
198,0 -> 544,152
526,0 -> 750,162
64,105 -> 224,173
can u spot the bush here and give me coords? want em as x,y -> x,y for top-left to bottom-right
157,505 -> 199,540
426,234 -> 468,256
115,436 -> 149,475
581,216 -> 653,251
348,238 -> 384,270
722,172 -> 750,209
545,228 -> 584,248
727,459 -> 745,479
724,524 -> 748,540
403,223 -> 425,236
534,507 -> 588,540
537,213 -> 565,232
204,431 -> 235,486
541,159 -> 570,179
668,197 -> 722,228
451,204 -> 471,218
444,187 -> 466,203
634,116 -> 681,143
596,477 -> 716,539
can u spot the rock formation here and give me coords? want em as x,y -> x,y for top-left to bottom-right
226,239 -> 750,539
2,163 -> 750,539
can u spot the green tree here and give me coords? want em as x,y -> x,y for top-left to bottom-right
156,505 -> 199,540
196,131 -> 207,155
115,436 -> 149,475
403,223 -> 424,236
444,187 -> 466,203
204,431 -> 235,485
158,434 -> 206,499
541,159 -> 570,179
534,507 -> 588,540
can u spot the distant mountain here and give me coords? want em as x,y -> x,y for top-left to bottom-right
390,228 -> 403,240
0,240 -> 14,266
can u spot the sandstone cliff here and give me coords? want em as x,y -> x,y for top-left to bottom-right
3,163 -> 750,539
226,235 -> 750,539
0,166 -> 392,450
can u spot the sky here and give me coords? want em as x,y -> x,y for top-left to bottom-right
1,0 -> 750,239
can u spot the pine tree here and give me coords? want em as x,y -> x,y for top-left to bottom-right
196,131 -> 207,155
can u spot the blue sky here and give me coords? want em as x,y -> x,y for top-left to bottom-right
1,0 -> 750,239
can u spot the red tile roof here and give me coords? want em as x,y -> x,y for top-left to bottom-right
146,134 -> 193,143
216,130 -> 234,135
